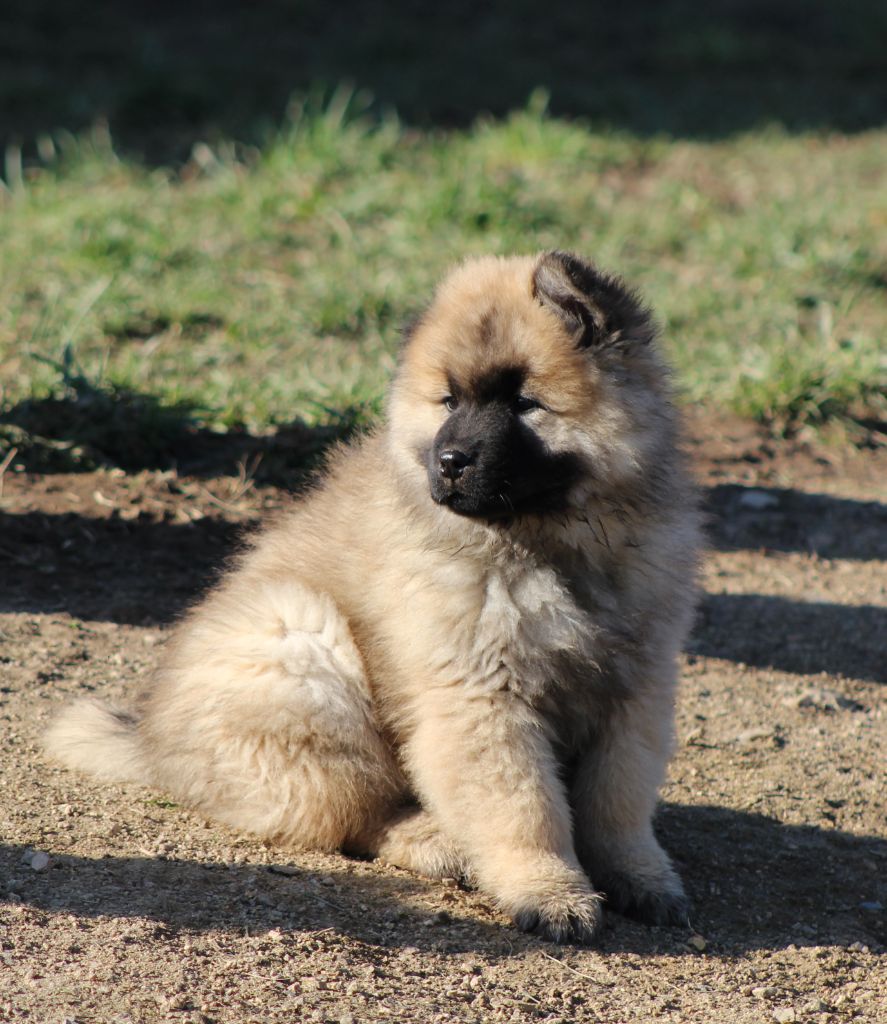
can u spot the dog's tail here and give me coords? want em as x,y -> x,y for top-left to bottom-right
44,699 -> 148,784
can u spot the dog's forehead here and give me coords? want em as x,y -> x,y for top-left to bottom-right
406,311 -> 593,412
401,257 -> 603,410
423,299 -> 583,382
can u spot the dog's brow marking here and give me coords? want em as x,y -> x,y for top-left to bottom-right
477,310 -> 496,346
472,364 -> 527,403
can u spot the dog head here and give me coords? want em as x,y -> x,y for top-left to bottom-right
388,251 -> 675,520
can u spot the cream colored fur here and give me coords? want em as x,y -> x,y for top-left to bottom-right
46,253 -> 700,944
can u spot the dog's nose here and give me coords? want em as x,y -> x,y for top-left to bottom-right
439,449 -> 472,481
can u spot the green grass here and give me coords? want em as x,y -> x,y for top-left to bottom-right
1,96 -> 884,470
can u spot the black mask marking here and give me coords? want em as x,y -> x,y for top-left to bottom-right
426,395 -> 580,519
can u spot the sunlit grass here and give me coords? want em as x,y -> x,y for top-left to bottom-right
1,95 -> 884,467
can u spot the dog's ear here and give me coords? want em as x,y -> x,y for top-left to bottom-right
532,251 -> 653,350
532,251 -> 607,348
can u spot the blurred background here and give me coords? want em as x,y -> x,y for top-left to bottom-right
3,0 -> 885,160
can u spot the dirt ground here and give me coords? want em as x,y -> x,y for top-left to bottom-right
1,414 -> 884,1024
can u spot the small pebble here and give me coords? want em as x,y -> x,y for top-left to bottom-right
686,934 -> 707,951
736,727 -> 773,743
752,987 -> 778,999
29,851 -> 51,872
739,489 -> 779,510
772,1009 -> 796,1023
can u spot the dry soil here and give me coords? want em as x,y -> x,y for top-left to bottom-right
1,415 -> 884,1024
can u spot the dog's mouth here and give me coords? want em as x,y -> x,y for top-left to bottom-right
433,488 -> 505,518
432,483 -> 569,520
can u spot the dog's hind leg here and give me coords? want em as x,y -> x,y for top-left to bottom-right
125,578 -> 404,850
355,806 -> 469,881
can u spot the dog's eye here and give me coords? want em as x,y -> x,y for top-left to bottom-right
512,395 -> 543,414
443,395 -> 459,412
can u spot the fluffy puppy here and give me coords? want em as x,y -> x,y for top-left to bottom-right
47,251 -> 700,943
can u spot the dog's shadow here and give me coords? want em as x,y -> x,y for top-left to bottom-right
4,802 -> 883,956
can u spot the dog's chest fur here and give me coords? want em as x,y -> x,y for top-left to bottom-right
460,538 -> 633,743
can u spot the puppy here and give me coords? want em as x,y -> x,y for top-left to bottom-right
47,251 -> 700,943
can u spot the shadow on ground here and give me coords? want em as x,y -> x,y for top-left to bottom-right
692,593 -> 887,684
0,390 -> 362,480
3,0 -> 885,161
706,484 -> 887,562
3,803 -> 884,954
0,508 -> 243,624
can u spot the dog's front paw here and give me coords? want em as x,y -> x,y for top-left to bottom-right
601,873 -> 690,928
512,889 -> 604,945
